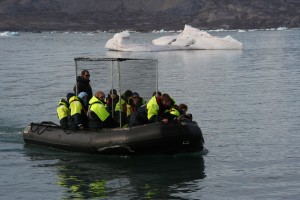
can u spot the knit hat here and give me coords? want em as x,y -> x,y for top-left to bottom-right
132,92 -> 139,98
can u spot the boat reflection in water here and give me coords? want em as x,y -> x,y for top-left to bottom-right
23,145 -> 206,199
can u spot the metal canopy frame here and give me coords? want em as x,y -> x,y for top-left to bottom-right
74,57 -> 158,128
74,57 -> 157,62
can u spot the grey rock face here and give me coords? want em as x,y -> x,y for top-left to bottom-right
0,0 -> 299,31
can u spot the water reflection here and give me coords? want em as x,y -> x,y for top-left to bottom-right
23,145 -> 206,199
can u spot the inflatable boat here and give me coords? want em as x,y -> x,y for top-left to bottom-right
23,120 -> 204,155
22,57 -> 205,155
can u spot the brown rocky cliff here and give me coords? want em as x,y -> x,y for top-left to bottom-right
0,0 -> 299,31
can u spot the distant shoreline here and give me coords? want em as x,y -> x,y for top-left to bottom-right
1,0 -> 299,33
1,26 -> 299,34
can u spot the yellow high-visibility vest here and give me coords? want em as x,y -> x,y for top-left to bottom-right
146,96 -> 159,120
89,96 -> 110,121
57,99 -> 69,120
69,96 -> 82,116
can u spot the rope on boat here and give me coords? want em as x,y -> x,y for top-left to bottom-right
30,121 -> 60,135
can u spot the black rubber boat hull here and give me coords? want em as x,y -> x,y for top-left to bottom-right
23,121 -> 204,155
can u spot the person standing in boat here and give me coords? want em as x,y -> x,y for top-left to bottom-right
147,93 -> 179,123
74,70 -> 93,101
56,98 -> 70,129
67,93 -> 88,129
87,91 -> 114,129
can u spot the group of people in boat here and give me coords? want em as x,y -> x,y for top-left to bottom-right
56,70 -> 193,130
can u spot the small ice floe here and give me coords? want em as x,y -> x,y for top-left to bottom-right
0,31 -> 20,37
277,27 -> 288,31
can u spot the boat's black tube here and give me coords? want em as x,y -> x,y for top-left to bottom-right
23,121 -> 204,155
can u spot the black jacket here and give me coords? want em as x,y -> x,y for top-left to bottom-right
73,76 -> 93,100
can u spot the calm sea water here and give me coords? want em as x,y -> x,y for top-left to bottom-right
1,29 -> 300,199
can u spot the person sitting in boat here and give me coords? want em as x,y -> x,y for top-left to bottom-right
122,90 -> 133,104
106,89 -> 128,127
78,92 -> 89,114
177,103 -> 193,121
147,93 -> 180,123
73,70 -> 93,101
87,91 -> 114,129
67,93 -> 88,130
56,98 -> 70,129
127,92 -> 146,122
129,91 -> 161,126
105,89 -> 118,114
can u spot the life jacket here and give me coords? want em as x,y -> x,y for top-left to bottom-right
115,98 -> 127,113
146,96 -> 160,120
170,107 -> 180,117
69,96 -> 83,116
126,104 -> 131,117
57,99 -> 69,120
89,96 -> 110,121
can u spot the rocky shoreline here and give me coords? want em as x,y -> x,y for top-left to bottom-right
0,0 -> 299,32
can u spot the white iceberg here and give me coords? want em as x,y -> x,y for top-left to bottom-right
105,25 -> 243,52
0,31 -> 20,36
